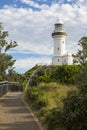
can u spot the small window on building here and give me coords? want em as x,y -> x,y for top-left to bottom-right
63,41 -> 64,43
58,59 -> 59,62
58,48 -> 59,50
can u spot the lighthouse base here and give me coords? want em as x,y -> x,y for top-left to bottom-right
52,53 -> 73,65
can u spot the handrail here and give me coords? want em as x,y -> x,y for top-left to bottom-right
0,81 -> 9,98
0,81 -> 22,98
0,81 -> 8,85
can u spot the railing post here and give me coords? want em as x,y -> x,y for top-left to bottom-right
0,81 -> 9,98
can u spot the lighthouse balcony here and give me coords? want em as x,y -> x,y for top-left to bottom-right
52,32 -> 67,37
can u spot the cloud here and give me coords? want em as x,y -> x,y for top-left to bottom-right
14,56 -> 51,72
9,41 -> 53,55
0,1 -> 87,72
20,0 -> 44,9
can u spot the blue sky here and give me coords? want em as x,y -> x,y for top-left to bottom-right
0,0 -> 78,8
0,0 -> 87,73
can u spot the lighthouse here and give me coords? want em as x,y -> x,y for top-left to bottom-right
52,19 -> 73,65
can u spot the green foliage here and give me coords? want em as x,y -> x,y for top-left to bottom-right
26,65 -> 80,87
44,85 -> 87,130
24,65 -> 41,79
50,65 -> 80,84
25,82 -> 77,130
7,69 -> 26,87
73,36 -> 87,64
22,80 -> 28,90
45,108 -> 65,130
0,24 -> 17,53
24,37 -> 87,130
61,84 -> 87,130
43,85 -> 87,130
0,23 -> 18,81
38,75 -> 51,83
75,62 -> 87,87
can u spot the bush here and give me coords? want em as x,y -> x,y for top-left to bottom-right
38,76 -> 51,83
25,86 -> 48,109
44,85 -> 87,130
61,88 -> 87,130
26,65 -> 80,88
24,82 -> 77,130
22,80 -> 28,90
45,108 -> 65,130
25,87 -> 39,101
50,65 -> 80,84
75,62 -> 87,87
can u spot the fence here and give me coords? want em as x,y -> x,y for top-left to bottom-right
0,81 -> 22,98
0,81 -> 9,97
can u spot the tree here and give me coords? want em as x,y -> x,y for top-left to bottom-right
73,37 -> 87,64
61,84 -> 87,130
60,37 -> 87,130
7,68 -> 25,83
0,23 -> 17,53
75,62 -> 87,87
0,23 -> 18,81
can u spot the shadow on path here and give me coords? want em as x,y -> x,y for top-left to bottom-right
0,92 -> 41,130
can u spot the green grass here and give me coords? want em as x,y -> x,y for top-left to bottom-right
24,82 -> 77,130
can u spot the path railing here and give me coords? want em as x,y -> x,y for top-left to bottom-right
0,81 -> 9,97
0,81 -> 22,98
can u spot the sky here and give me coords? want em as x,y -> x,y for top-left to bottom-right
0,0 -> 87,73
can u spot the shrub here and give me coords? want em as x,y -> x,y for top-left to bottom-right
75,62 -> 87,87
22,80 -> 28,90
25,87 -> 39,101
61,88 -> 87,130
50,65 -> 80,84
25,82 -> 77,130
38,76 -> 51,83
44,108 -> 65,130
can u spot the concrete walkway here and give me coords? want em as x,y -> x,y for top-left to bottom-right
0,92 -> 42,130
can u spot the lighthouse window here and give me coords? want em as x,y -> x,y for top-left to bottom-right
58,59 -> 59,62
58,48 -> 59,50
63,41 -> 64,43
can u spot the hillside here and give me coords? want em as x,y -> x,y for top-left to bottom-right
24,64 -> 87,130
25,64 -> 80,88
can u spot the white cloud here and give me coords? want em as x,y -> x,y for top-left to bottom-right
9,41 -> 53,55
21,0 -> 42,8
0,1 -> 87,72
14,56 -> 51,71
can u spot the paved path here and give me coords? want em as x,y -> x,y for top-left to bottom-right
0,92 -> 42,130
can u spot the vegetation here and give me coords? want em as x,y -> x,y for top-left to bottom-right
25,64 -> 80,88
0,23 -> 17,81
22,65 -> 41,89
73,36 -> 87,64
24,64 -> 41,78
0,23 -> 25,85
24,63 -> 87,130
25,82 -> 77,130
24,36 -> 87,130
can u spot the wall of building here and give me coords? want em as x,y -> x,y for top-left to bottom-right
53,36 -> 66,56
52,53 -> 73,65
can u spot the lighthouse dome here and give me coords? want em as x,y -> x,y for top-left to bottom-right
57,19 -> 63,24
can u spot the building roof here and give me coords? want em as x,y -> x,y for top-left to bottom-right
56,19 -> 63,24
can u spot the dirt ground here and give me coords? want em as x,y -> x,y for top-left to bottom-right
0,92 -> 42,130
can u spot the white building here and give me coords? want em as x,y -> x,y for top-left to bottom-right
52,19 -> 73,65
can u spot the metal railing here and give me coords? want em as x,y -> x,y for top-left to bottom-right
0,81 -> 22,98
0,81 -> 9,97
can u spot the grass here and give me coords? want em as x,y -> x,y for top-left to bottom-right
24,82 -> 77,130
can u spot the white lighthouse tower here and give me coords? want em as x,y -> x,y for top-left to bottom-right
52,19 -> 73,65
